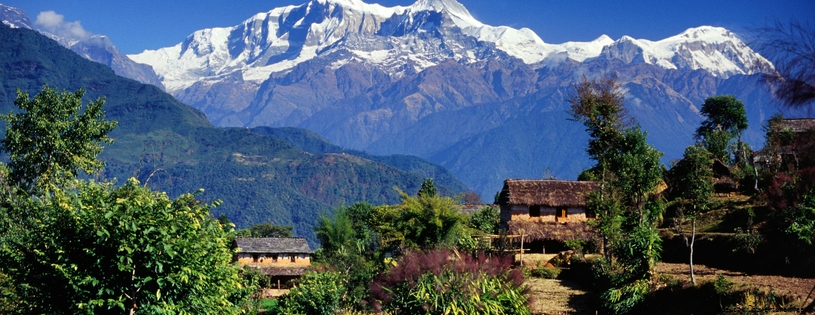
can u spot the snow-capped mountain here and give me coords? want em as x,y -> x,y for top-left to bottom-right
0,3 -> 165,90
0,4 -> 31,29
131,0 -> 771,95
597,26 -> 769,78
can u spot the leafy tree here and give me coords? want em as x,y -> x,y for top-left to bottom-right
469,206 -> 500,234
609,127 -> 664,223
0,86 -> 117,191
671,145 -> 714,285
694,95 -> 748,164
313,202 -> 386,309
418,178 -> 438,198
392,190 -> 466,249
275,271 -> 347,315
567,75 -> 631,258
0,178 -> 252,314
569,76 -> 665,314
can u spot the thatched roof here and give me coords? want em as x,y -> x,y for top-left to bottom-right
235,237 -> 312,254
778,118 -> 815,133
507,221 -> 594,242
497,179 -> 600,207
459,204 -> 498,216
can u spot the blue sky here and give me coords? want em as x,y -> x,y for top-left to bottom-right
3,0 -> 813,55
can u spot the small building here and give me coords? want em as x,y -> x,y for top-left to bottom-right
234,237 -> 313,288
496,179 -> 599,252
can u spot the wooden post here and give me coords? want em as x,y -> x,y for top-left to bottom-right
520,230 -> 525,267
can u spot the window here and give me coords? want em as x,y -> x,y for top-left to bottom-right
290,255 -> 296,263
272,254 -> 278,262
529,206 -> 541,217
252,254 -> 259,263
558,208 -> 568,219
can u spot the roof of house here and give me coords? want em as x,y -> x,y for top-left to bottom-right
496,179 -> 600,207
234,237 -> 312,254
779,118 -> 815,133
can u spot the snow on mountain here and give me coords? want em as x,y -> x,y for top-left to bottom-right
597,26 -> 772,78
0,4 -> 32,29
132,0 -> 771,95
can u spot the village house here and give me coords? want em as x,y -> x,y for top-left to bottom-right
496,179 -> 599,252
234,237 -> 312,288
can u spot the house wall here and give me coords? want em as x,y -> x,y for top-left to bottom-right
235,253 -> 311,266
508,205 -> 588,223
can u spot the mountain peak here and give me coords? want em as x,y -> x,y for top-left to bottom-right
410,0 -> 481,28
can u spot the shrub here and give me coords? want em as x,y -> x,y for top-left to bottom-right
371,249 -> 530,315
528,266 -> 561,279
275,271 -> 346,315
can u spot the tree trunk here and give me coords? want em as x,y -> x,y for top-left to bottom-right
690,217 -> 697,286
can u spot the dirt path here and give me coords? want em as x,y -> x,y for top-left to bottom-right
526,278 -> 596,315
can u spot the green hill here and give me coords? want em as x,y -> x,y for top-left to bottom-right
0,24 -> 468,246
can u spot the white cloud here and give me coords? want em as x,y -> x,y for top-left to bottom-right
34,10 -> 91,40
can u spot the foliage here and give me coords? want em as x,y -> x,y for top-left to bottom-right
528,264 -> 561,279
702,129 -> 733,163
418,178 -> 438,198
275,271 -> 347,315
569,75 -> 666,314
609,127 -> 664,219
391,190 -> 467,249
237,223 -> 293,238
567,75 -> 631,178
694,95 -> 748,142
673,146 -> 714,213
313,202 -> 390,310
694,95 -> 748,164
783,190 -> 815,245
469,206 -> 500,234
370,249 -> 529,315
0,86 -> 117,191
0,178 -> 252,314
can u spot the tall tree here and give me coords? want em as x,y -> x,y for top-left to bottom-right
569,76 -> 665,314
568,75 -> 632,183
694,95 -> 748,164
0,86 -> 117,191
418,178 -> 438,198
672,145 -> 714,285
568,75 -> 632,260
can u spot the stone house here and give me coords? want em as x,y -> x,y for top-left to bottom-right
234,237 -> 313,288
496,179 -> 599,252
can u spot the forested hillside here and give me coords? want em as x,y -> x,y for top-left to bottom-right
0,24 -> 467,246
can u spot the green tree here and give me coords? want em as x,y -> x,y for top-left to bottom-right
0,86 -> 117,191
392,190 -> 466,249
567,75 -> 632,260
569,76 -> 665,314
0,179 -> 253,314
469,206 -> 500,234
418,178 -> 438,198
671,145 -> 714,285
694,95 -> 748,164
